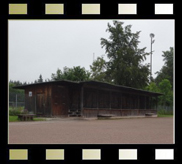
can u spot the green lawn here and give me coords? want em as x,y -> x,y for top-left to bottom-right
157,114 -> 173,117
9,116 -> 46,122
9,116 -> 19,122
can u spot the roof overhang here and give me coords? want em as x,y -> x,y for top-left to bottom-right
13,80 -> 163,96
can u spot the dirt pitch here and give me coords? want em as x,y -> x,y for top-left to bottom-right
9,117 -> 173,144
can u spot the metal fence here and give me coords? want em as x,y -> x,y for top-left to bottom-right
9,101 -> 25,109
157,105 -> 173,114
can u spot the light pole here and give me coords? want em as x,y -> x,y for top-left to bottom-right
150,33 -> 155,82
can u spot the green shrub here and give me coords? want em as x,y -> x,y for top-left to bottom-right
9,109 -> 21,116
9,107 -> 24,116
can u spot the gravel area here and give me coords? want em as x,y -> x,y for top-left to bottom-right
9,117 -> 173,144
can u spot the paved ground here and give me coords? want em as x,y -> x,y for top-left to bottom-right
9,117 -> 173,144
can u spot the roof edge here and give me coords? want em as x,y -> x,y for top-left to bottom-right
12,80 -> 163,96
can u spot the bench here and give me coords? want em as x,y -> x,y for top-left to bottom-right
97,114 -> 113,119
68,109 -> 82,117
145,113 -> 155,116
17,114 -> 36,121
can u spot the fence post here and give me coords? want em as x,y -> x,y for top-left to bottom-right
16,94 -> 17,109
35,95 -> 36,115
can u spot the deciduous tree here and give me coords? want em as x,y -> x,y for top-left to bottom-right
90,56 -> 107,82
155,47 -> 173,87
51,66 -> 91,81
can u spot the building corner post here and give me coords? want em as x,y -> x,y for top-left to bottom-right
80,85 -> 84,116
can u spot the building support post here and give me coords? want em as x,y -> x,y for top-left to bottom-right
144,96 -> 146,110
80,86 -> 83,116
138,95 -> 140,109
137,95 -> 140,115
120,93 -> 122,109
130,94 -> 132,109
120,93 -> 122,116
156,96 -> 158,110
35,95 -> 36,115
151,96 -> 153,110
97,89 -> 99,115
16,94 -> 17,109
109,91 -> 111,110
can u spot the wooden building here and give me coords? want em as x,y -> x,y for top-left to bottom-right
14,80 -> 162,117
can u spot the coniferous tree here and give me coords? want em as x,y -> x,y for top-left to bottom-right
99,21 -> 150,88
38,74 -> 43,83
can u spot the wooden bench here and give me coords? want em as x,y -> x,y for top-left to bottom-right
97,114 -> 113,119
145,113 -> 155,116
68,109 -> 82,117
17,114 -> 36,121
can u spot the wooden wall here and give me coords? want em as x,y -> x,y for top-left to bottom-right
82,85 -> 158,117
83,87 -> 156,110
23,82 -> 158,118
51,84 -> 69,117
68,86 -> 80,111
83,108 -> 157,118
24,84 -> 52,116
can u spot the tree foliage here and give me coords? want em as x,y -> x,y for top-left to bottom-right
9,80 -> 24,86
145,82 -> 159,93
98,21 -> 150,88
90,56 -> 107,82
51,66 -> 91,81
155,47 -> 173,87
158,79 -> 173,106
9,82 -> 24,102
145,79 -> 173,106
38,74 -> 43,83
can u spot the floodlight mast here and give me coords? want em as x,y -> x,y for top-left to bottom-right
150,33 -> 155,82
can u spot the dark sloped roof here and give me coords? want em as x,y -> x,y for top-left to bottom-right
13,80 -> 163,96
13,80 -> 79,89
80,80 -> 163,96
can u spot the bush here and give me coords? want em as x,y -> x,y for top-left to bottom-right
9,109 -> 21,116
9,107 -> 23,116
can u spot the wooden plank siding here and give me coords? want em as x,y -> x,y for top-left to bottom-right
24,84 -> 52,116
82,108 -> 157,118
51,84 -> 69,117
82,86 -> 157,117
15,80 -> 161,117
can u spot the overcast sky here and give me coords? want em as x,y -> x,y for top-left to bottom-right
8,20 -> 174,83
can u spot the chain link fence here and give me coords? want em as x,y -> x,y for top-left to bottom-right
9,92 -> 25,110
157,105 -> 173,115
9,101 -> 25,109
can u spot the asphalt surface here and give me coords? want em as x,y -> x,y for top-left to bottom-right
9,117 -> 173,144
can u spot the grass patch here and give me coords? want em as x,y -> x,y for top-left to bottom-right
9,116 -> 46,122
157,114 -> 173,117
157,109 -> 173,117
33,117 -> 46,121
9,116 -> 19,122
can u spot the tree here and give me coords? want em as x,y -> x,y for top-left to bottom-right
37,74 -> 43,83
145,82 -> 159,93
155,47 -> 173,87
9,82 -> 24,102
90,56 -> 107,82
145,79 -> 173,107
10,80 -> 22,86
51,66 -> 91,81
51,68 -> 62,81
23,81 -> 27,85
100,21 -> 150,88
158,79 -> 173,106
